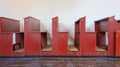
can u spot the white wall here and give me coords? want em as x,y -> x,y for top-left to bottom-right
0,0 -> 120,38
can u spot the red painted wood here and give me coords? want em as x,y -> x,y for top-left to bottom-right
0,33 -> 13,56
0,17 -> 20,32
75,21 -> 80,50
108,17 -> 120,56
79,17 -> 88,56
39,17 -> 59,56
93,16 -> 120,56
113,19 -> 120,56
58,32 -> 68,56
40,17 -> 69,56
41,32 -> 47,49
24,17 -> 40,56
116,31 -> 120,56
84,33 -> 96,56
0,17 -> 24,56
68,17 -> 85,56
0,16 -> 120,57
52,17 -> 59,55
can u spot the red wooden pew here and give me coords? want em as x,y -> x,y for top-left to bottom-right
90,16 -> 119,56
53,17 -> 69,56
70,17 -> 96,56
40,17 -> 69,56
111,17 -> 120,56
24,16 -> 40,56
0,17 -> 24,56
0,16 -> 119,57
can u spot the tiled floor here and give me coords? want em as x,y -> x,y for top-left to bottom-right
0,57 -> 120,67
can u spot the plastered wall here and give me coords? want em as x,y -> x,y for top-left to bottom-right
0,0 -> 120,39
